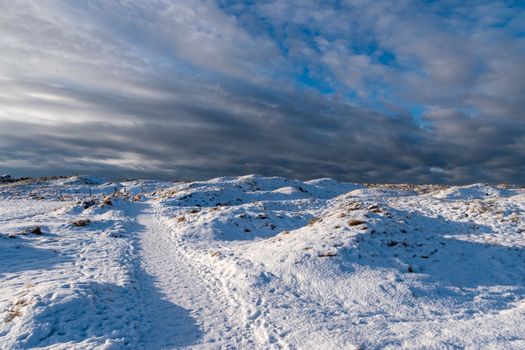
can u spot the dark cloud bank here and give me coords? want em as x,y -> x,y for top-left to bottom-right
0,1 -> 524,184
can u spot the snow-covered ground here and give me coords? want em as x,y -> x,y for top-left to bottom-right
1,175 -> 524,349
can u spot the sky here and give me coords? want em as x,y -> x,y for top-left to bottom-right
0,0 -> 524,183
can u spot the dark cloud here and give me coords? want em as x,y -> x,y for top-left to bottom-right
0,1 -> 524,184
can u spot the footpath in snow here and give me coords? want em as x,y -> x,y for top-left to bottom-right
0,175 -> 524,349
135,202 -> 255,348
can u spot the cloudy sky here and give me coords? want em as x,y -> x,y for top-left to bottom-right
1,1 -> 524,183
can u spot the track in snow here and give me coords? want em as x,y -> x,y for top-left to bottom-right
135,202 -> 246,349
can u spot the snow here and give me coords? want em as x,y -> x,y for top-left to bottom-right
1,176 -> 524,349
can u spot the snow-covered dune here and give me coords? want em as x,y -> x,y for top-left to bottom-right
1,176 -> 524,349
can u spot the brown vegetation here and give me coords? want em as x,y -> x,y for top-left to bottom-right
348,219 -> 366,226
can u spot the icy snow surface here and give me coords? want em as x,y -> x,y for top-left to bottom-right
0,175 -> 524,349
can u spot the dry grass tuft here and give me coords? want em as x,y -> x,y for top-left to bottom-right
4,308 -> 22,322
4,297 -> 31,322
318,251 -> 339,257
347,202 -> 362,211
348,219 -> 366,226
308,217 -> 321,225
368,204 -> 382,213
268,236 -> 283,243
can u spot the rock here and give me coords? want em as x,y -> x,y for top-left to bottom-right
82,199 -> 97,209
72,219 -> 91,227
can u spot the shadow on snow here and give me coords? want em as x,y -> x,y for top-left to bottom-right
337,206 -> 525,309
21,202 -> 202,349
0,239 -> 73,278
